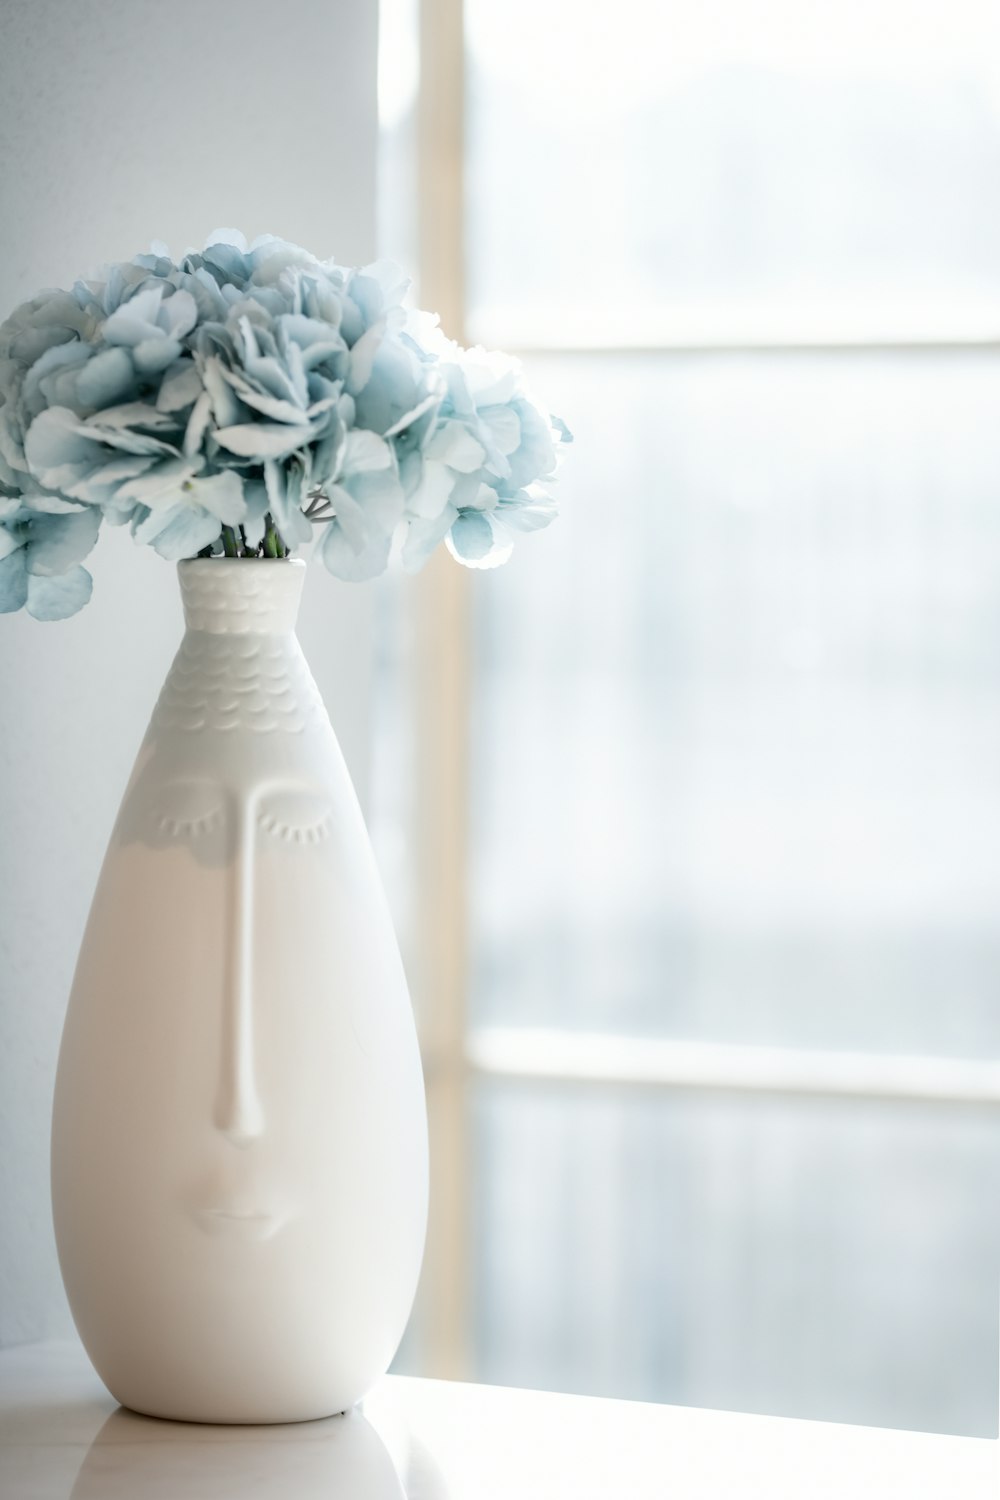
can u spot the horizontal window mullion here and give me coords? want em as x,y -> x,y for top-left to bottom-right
485,338 -> 1000,359
465,1028 -> 1000,1109
466,304 -> 1000,356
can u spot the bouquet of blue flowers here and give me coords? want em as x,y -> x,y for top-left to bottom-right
0,231 -> 570,619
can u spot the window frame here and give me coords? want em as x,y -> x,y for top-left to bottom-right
402,0 -> 1000,1381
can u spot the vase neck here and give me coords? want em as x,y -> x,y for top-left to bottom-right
178,559 -> 306,636
154,561 -> 324,737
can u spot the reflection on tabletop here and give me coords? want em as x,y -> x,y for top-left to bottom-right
66,1400 -> 450,1500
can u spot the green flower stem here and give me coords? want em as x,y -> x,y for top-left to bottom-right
263,517 -> 287,559
221,526 -> 239,558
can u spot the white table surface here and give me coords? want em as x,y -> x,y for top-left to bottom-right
0,1340 -> 995,1499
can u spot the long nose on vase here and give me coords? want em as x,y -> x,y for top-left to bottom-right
214,808 -> 264,1148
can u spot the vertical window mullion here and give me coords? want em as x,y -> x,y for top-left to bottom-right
411,0 -> 473,1380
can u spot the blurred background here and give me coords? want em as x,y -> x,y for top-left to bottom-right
2,0 -> 1000,1443
376,0 -> 1000,1438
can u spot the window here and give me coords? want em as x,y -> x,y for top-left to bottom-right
378,0 -> 1000,1436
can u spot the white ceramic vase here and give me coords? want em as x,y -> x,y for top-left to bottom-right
51,558 -> 428,1424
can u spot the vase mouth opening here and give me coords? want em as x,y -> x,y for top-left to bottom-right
178,557 -> 306,635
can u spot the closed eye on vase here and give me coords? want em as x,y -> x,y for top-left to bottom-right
156,811 -> 223,839
153,784 -> 224,840
256,794 -> 334,844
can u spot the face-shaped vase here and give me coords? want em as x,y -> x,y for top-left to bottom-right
51,560 -> 428,1423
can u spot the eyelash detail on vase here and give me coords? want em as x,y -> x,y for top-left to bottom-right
256,810 -> 333,844
156,810 -> 223,839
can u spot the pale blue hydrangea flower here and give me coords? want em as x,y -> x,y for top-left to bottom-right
0,232 -> 571,618
23,401 -> 247,560
0,494 -> 100,619
398,323 -> 570,571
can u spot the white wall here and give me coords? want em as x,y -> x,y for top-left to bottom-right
0,0 -> 380,1345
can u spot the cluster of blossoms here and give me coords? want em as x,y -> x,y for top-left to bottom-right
0,231 -> 570,619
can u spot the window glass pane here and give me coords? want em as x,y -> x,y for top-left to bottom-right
469,352 -> 1000,1057
473,1080 -> 1000,1435
465,0 -> 1000,341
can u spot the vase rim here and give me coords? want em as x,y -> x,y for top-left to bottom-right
177,557 -> 307,570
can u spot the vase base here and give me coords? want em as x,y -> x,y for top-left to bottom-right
114,1398 -> 353,1427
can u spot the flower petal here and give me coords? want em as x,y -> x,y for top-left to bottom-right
341,428 -> 393,473
425,420 -> 486,474
205,227 -> 248,253
0,548 -> 28,612
0,405 -> 28,472
188,470 -> 246,524
400,505 -> 457,571
140,506 -> 224,560
161,289 -> 198,340
183,391 -> 213,458
22,493 -> 95,515
133,337 -> 182,375
498,493 -> 558,533
23,340 -> 92,413
219,365 -> 308,425
200,355 -> 244,428
26,563 -> 93,619
157,361 -> 204,413
383,390 -> 441,439
116,456 -> 199,507
408,458 -> 458,519
84,401 -> 176,432
447,507 -> 494,562
66,453 -> 156,505
24,407 -> 96,489
263,460 -> 312,546
80,423 -> 178,458
26,507 -> 101,574
215,422 -> 314,459
478,403 -> 522,457
0,523 -> 24,560
338,465 -> 404,531
75,347 -> 135,410
346,322 -> 385,395
447,510 -> 513,570
242,478 -> 270,548
320,499 -> 393,581
102,286 -> 165,346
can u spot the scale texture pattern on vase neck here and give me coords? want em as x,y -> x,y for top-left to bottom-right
154,560 -> 324,736
152,635 -> 326,735
178,559 -> 306,635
